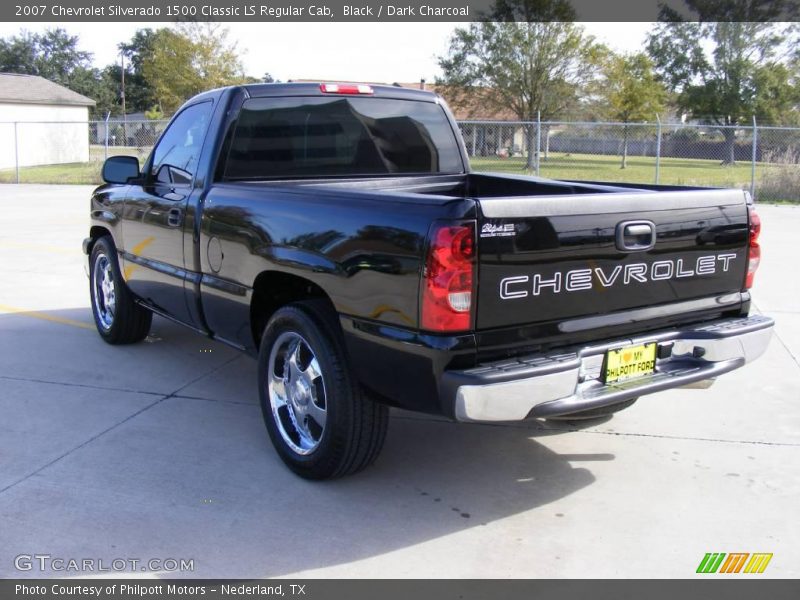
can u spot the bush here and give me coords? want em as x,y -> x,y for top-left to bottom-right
759,147 -> 800,202
668,127 -> 703,142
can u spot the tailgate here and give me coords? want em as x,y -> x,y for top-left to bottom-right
475,188 -> 749,330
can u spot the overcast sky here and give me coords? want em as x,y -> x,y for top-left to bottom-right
0,22 -> 653,83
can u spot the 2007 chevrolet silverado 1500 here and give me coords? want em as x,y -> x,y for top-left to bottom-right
84,82 -> 774,479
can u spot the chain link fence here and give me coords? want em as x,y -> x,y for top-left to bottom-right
0,118 -> 169,185
459,119 -> 800,202
1,117 -> 799,202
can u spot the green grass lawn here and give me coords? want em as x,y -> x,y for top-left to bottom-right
470,152 -> 757,189
0,162 -> 102,184
88,145 -> 151,162
1,150 -> 795,202
0,146 -> 151,185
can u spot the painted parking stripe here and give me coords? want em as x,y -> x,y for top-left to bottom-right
0,303 -> 94,330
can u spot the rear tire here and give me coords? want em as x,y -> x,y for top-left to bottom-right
89,236 -> 152,344
258,300 -> 388,480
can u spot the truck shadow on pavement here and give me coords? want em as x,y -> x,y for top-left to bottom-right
0,310 -> 611,578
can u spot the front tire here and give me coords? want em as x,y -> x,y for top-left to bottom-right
89,236 -> 152,344
258,300 -> 388,480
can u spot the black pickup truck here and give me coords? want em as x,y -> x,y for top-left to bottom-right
85,82 -> 773,479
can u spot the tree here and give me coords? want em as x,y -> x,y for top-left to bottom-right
751,62 -> 800,125
0,31 -> 37,74
0,28 -> 118,117
141,23 -> 251,114
599,53 -> 666,168
0,28 -> 92,85
144,105 -> 164,120
68,66 -> 118,118
647,3 -> 799,164
140,28 -> 197,114
437,0 -> 603,170
117,29 -> 160,114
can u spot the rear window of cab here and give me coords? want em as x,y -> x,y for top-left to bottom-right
221,96 -> 464,180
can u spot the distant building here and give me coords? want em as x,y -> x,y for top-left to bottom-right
392,81 -> 522,157
0,73 -> 95,169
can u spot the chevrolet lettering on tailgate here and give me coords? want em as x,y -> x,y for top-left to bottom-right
499,253 -> 738,299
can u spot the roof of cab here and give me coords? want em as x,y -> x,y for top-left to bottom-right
243,82 -> 441,102
181,82 -> 443,110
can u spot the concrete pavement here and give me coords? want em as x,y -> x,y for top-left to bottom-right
0,185 -> 798,578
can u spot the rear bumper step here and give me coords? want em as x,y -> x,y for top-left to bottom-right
443,315 -> 774,422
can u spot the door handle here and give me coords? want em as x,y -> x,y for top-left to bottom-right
615,220 -> 656,252
167,208 -> 183,227
624,224 -> 653,237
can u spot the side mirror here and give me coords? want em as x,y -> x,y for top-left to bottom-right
102,156 -> 140,184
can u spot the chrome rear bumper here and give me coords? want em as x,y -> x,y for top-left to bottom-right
444,315 -> 774,422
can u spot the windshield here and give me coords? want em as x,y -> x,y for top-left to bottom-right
221,96 -> 464,180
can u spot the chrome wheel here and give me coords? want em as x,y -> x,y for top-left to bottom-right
92,252 -> 116,330
267,331 -> 327,455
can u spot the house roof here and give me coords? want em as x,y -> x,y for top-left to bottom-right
0,73 -> 96,107
393,83 -> 518,121
291,79 -> 517,121
105,112 -> 148,123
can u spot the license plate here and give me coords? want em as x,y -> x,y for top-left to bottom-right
602,342 -> 657,384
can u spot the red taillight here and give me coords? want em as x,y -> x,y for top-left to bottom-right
319,83 -> 374,95
421,222 -> 476,332
745,208 -> 761,289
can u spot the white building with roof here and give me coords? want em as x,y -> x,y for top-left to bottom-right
0,73 -> 96,170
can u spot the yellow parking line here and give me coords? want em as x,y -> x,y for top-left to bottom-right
0,303 -> 95,330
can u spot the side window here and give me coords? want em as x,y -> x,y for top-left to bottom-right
150,102 -> 212,185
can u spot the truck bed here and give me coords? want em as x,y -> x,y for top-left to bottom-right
264,172 -> 653,199
215,172 -> 750,350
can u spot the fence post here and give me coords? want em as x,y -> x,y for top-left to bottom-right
655,114 -> 662,185
750,115 -> 757,200
471,126 -> 476,157
104,112 -> 111,161
535,111 -> 541,176
13,122 -> 19,184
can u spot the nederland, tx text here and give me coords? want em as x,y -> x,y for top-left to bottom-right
15,584 -> 307,596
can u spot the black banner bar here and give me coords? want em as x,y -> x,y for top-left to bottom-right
3,580 -> 800,600
2,0 -> 800,23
